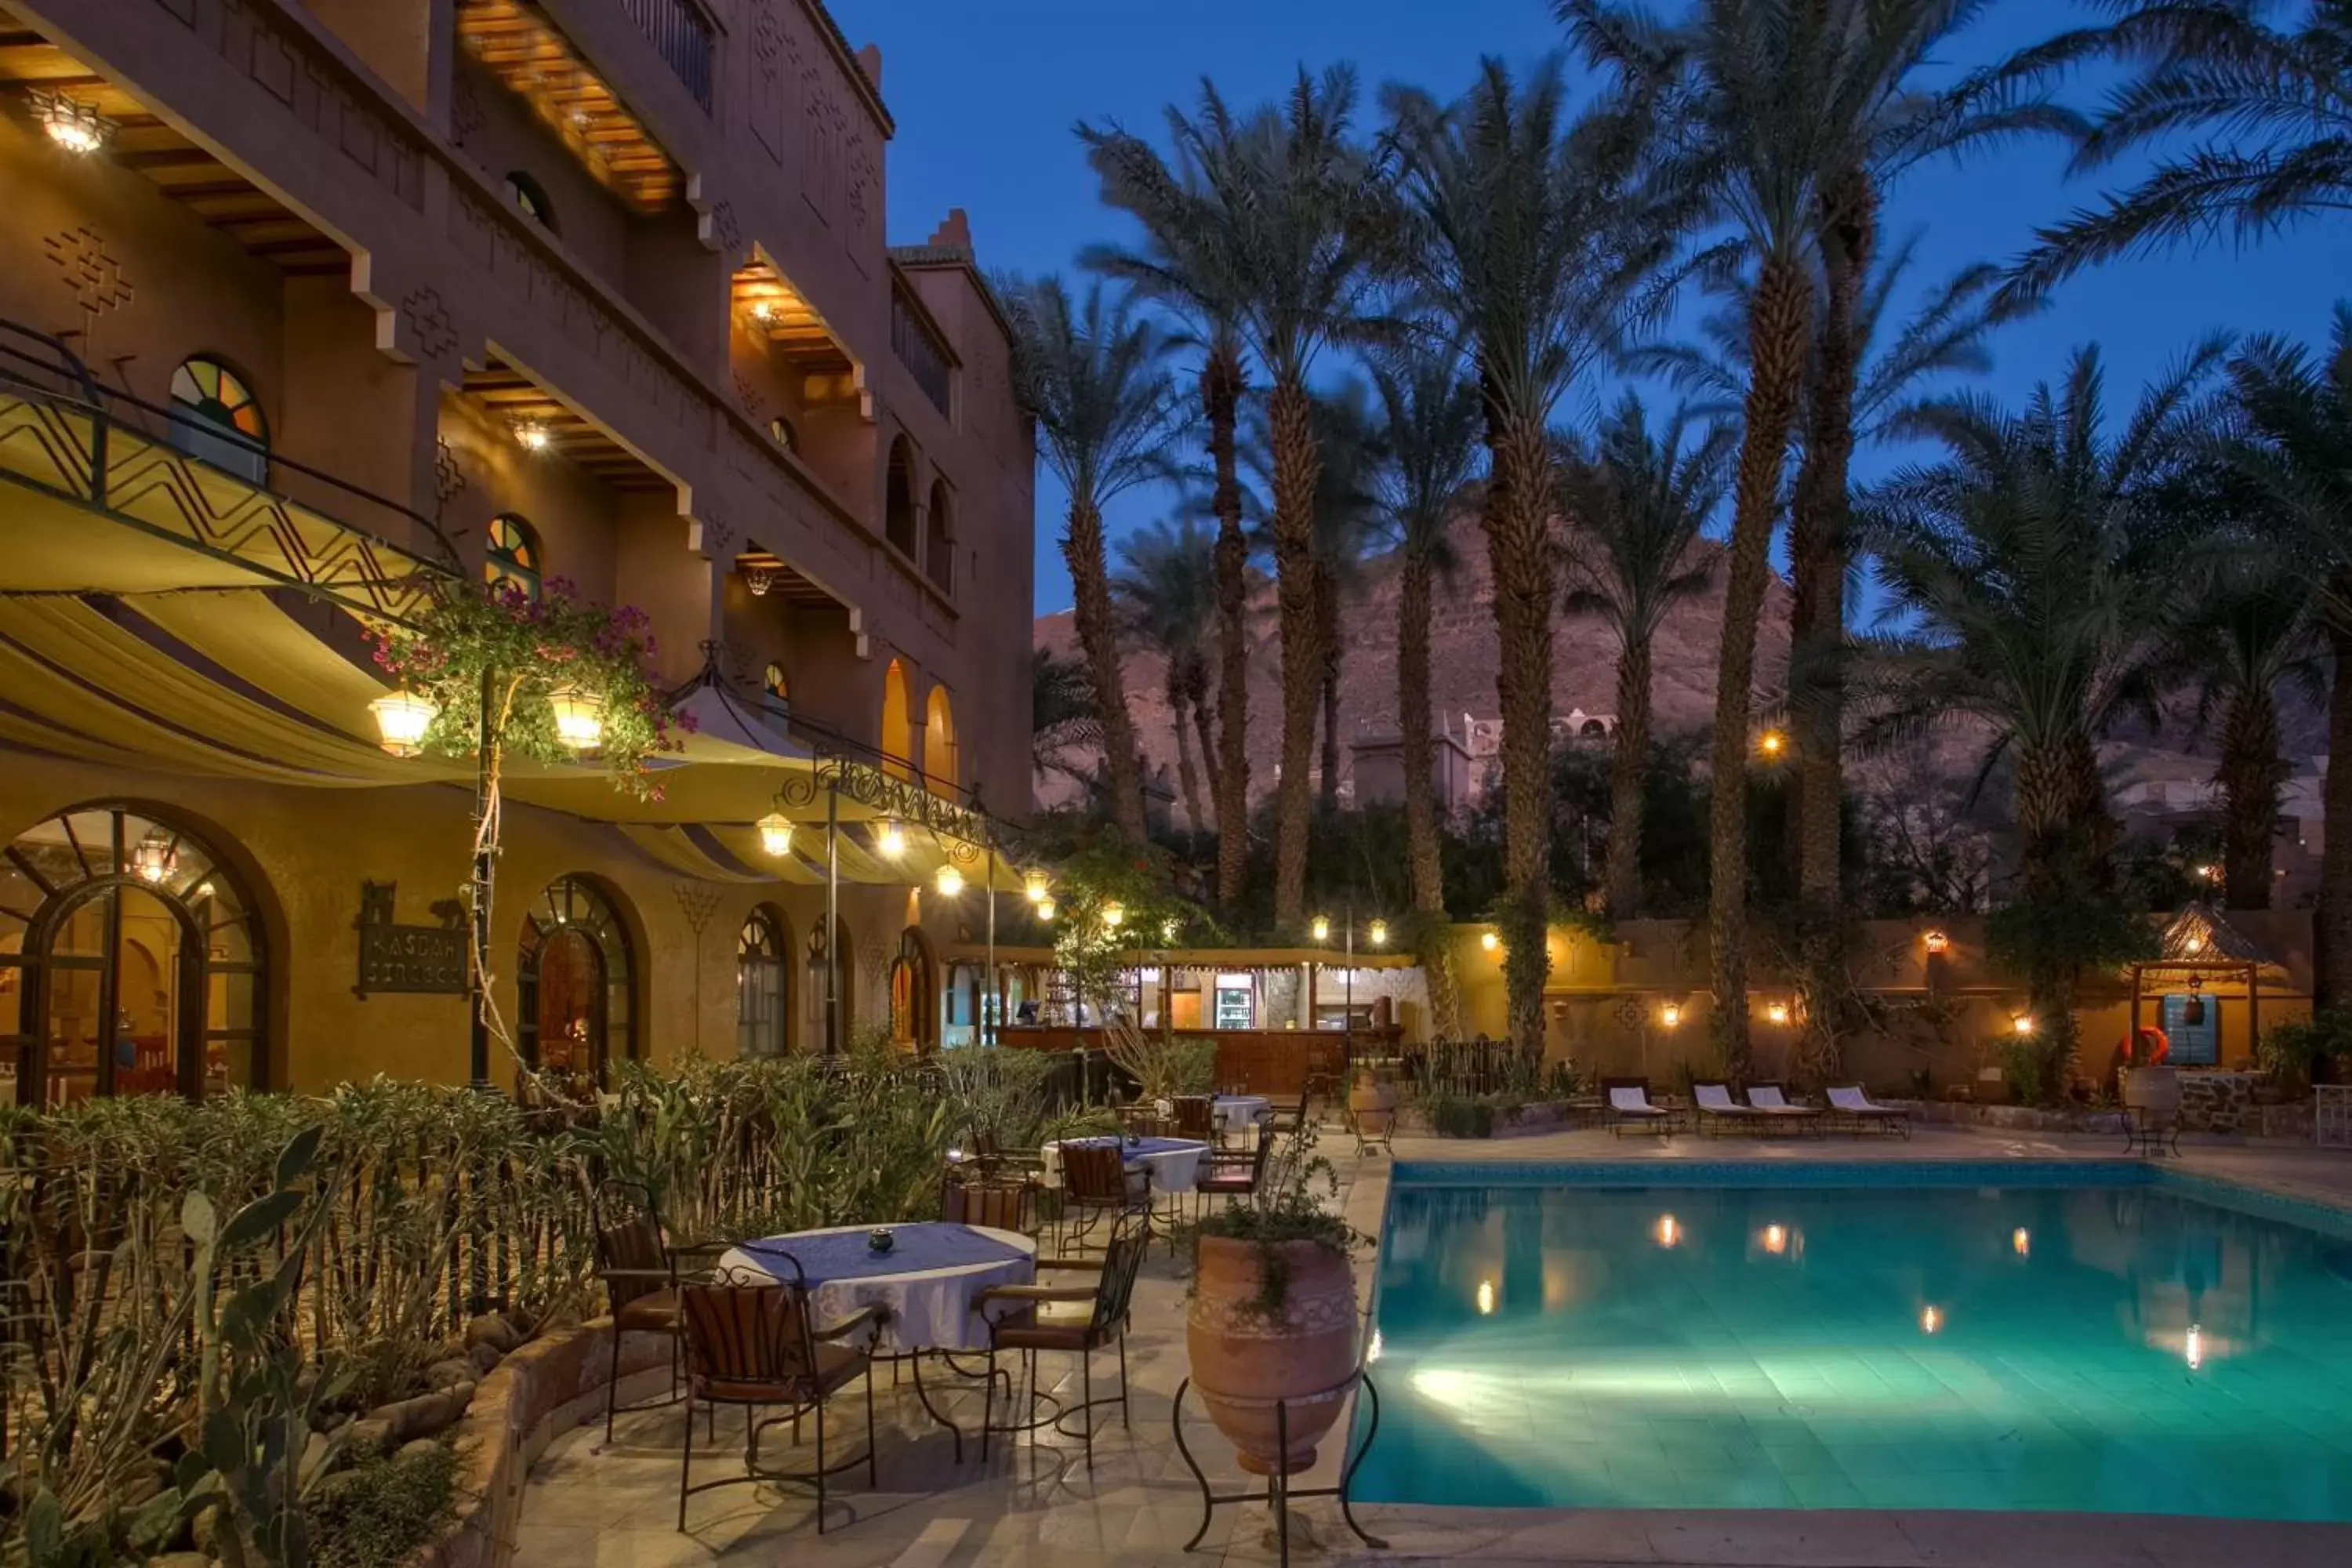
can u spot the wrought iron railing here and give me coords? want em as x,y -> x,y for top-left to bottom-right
619,0 -> 714,111
890,289 -> 954,416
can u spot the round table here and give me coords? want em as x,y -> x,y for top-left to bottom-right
718,1221 -> 1036,1355
1041,1134 -> 1210,1194
1211,1094 -> 1271,1133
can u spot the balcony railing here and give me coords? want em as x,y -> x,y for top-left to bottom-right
890,291 -> 954,418
620,0 -> 713,111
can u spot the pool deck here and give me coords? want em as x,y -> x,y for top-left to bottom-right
514,1125 -> 2352,1568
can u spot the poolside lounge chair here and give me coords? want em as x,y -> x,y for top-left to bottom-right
1692,1082 -> 1772,1137
1746,1083 -> 1825,1135
1826,1085 -> 1911,1138
1602,1077 -> 1675,1138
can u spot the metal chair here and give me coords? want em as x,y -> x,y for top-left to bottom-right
1058,1141 -> 1149,1251
1195,1120 -> 1273,1215
676,1260 -> 887,1534
1170,1094 -> 1216,1141
974,1211 -> 1149,1470
593,1181 -> 698,1443
943,1161 -> 1041,1238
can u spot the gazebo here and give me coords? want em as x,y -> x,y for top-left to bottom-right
2126,902 -> 2289,1065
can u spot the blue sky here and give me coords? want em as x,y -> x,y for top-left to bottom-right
840,0 -> 2347,618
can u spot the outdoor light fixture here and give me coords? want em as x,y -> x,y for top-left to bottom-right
1660,1002 -> 1682,1029
1923,930 -> 1951,956
1024,870 -> 1050,904
935,865 -> 964,898
129,828 -> 176,884
874,819 -> 906,857
547,687 -> 605,751
1311,915 -> 1332,942
1653,1214 -> 1681,1249
1760,1224 -> 1788,1255
1367,918 -> 1389,947
754,811 -> 793,858
2195,863 -> 2218,883
513,421 -> 551,452
2013,1227 -> 2031,1258
1759,729 -> 1785,758
1475,1279 -> 1496,1316
1920,1305 -> 1945,1335
1481,931 -> 1500,953
1766,1000 -> 1791,1025
1161,918 -> 1180,942
2185,1323 -> 2205,1370
367,689 -> 437,757
750,299 -> 774,321
2185,935 -> 2205,954
742,564 -> 779,597
31,89 -> 112,154
1102,901 -> 1125,928
1367,1329 -> 1384,1364
2012,1013 -> 2037,1036
1036,897 -> 1056,922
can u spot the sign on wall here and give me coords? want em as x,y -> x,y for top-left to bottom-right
355,881 -> 467,998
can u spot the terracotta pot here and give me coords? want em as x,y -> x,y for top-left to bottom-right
1348,1075 -> 1396,1138
1187,1236 -> 1359,1475
2122,1065 -> 2180,1114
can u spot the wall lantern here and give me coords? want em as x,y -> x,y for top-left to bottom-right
547,687 -> 605,751
368,689 -> 437,757
129,827 -> 176,884
1765,1000 -> 1791,1025
873,819 -> 906,857
2012,1012 -> 2037,1036
1660,1002 -> 1682,1029
755,811 -> 793,858
1922,930 -> 1951,956
1480,930 -> 1500,953
32,89 -> 112,154
1757,728 -> 1785,758
934,864 -> 964,898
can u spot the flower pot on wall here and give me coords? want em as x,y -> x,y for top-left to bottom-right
1186,1236 -> 1359,1475
2122,1065 -> 2180,1115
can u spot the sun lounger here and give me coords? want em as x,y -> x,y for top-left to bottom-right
1602,1078 -> 1675,1138
1692,1082 -> 1770,1137
1826,1085 -> 1911,1138
1746,1083 -> 1825,1135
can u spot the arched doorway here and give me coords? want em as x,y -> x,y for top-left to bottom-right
888,927 -> 939,1054
880,659 -> 913,781
924,685 -> 958,797
517,876 -> 635,1085
803,916 -> 854,1054
0,804 -> 268,1105
737,903 -> 792,1056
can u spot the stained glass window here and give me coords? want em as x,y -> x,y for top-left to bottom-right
485,514 -> 541,603
168,358 -> 268,481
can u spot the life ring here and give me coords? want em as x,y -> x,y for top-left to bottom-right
2129,1025 -> 2170,1066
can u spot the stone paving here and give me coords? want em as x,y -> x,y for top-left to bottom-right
513,1124 -> 2352,1567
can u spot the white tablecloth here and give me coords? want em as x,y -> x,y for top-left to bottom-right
1152,1094 -> 1272,1133
717,1223 -> 1036,1354
1040,1136 -> 1209,1194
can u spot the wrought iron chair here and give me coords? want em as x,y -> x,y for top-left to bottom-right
1194,1120 -> 1273,1216
593,1181 -> 707,1443
1058,1141 -> 1149,1252
973,1211 -> 1149,1470
942,1160 -> 1041,1238
1115,1100 -> 1170,1138
1170,1094 -> 1216,1142
675,1260 -> 887,1534
1268,1086 -> 1313,1139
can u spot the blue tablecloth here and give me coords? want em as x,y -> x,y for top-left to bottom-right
1064,1134 -> 1198,1164
739,1221 -> 1030,1289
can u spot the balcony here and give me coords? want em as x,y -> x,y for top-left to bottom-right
619,0 -> 713,112
890,286 -> 955,418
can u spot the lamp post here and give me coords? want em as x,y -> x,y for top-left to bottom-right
1312,906 -> 1387,1072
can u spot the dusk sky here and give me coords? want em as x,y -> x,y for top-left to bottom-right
840,0 -> 2346,620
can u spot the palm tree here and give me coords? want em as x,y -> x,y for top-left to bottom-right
1567,0 -> 2041,1076
1081,98 -> 1257,906
1032,645 -> 1102,792
1560,394 -> 1733,920
1002,276 -> 1187,843
2004,0 -> 2352,303
2216,306 -> 2352,1005
1112,518 -> 1223,839
1862,343 -> 2220,1056
1385,56 -> 1676,1054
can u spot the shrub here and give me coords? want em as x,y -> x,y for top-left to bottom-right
2256,1011 -> 2352,1094
310,1440 -> 463,1568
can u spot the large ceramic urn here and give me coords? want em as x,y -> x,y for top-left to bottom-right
2122,1065 -> 2180,1116
1346,1071 -> 1396,1140
1187,1236 -> 1360,1475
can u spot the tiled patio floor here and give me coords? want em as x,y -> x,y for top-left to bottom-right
513,1125 -> 2352,1567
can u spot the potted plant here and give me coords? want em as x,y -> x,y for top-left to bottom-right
2120,1025 -> 2179,1115
1186,1126 -> 1361,1475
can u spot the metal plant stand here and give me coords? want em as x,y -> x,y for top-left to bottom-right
2122,1108 -> 2182,1157
1170,1373 -> 1388,1566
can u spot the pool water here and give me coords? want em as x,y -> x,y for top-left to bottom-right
1353,1169 -> 2352,1519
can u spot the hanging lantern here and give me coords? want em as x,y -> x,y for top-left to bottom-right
1765,1000 -> 1791,1025
548,686 -> 605,751
1310,915 -> 1331,943
874,819 -> 906,857
1024,870 -> 1050,904
1922,930 -> 1951,956
1036,897 -> 1056,922
742,564 -> 780,597
755,811 -> 793,857
1480,930 -> 1501,953
32,89 -> 112,154
1101,900 -> 1125,929
935,864 -> 965,898
1367,918 -> 1390,947
129,827 -> 176,884
367,689 -> 437,757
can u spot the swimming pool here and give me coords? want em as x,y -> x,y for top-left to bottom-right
1352,1163 -> 2352,1520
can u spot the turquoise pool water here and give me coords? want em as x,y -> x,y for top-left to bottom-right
1352,1164 -> 2352,1519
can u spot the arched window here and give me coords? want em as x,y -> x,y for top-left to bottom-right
888,927 -> 938,1053
517,876 -> 634,1086
924,685 -> 958,795
803,916 -> 852,1054
505,171 -> 557,232
879,659 -> 912,781
884,437 -> 917,557
1,804 -> 269,1104
169,357 -> 268,483
924,478 -> 953,593
485,514 -> 542,603
768,416 -> 798,454
736,905 -> 790,1057
761,661 -> 790,720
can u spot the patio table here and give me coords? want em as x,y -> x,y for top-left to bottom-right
1154,1094 -> 1272,1134
719,1221 -> 1036,1355
1040,1134 -> 1209,1194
